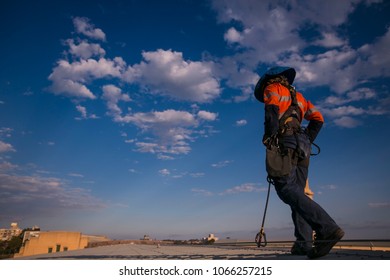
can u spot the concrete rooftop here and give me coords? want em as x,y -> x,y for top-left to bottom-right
14,243 -> 390,260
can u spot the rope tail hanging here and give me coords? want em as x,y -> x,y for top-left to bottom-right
311,142 -> 321,156
255,176 -> 273,247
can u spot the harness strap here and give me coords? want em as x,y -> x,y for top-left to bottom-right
278,85 -> 302,135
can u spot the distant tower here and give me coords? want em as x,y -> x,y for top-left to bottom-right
11,222 -> 18,229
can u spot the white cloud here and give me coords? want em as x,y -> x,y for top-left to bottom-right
0,161 -> 17,171
324,88 -> 376,106
68,173 -> 84,178
347,88 -> 376,101
235,119 -> 247,126
158,169 -> 205,179
212,1 -> 305,63
122,49 -> 221,103
282,27 -> 390,94
192,188 -> 213,197
197,110 -> 218,121
284,49 -> 358,92
120,109 -> 197,127
76,105 -> 87,118
47,8 -> 390,160
333,116 -> 362,128
319,93 -> 389,126
157,154 -> 175,160
49,15 -> 227,160
0,140 -> 15,153
220,183 -> 266,195
314,32 -> 347,48
23,90 -> 34,96
233,86 -> 256,102
75,104 -> 98,120
211,160 -> 233,168
320,184 -> 338,190
271,24 -> 389,128
293,0 -> 358,27
159,169 -> 171,176
322,105 -> 366,118
190,172 -> 205,178
48,57 -> 124,99
357,26 -> 390,77
212,0 -> 359,45
102,84 -> 131,118
50,18 -> 218,105
0,127 -> 13,138
213,0 -> 359,28
66,39 -> 106,59
48,76 -> 95,99
0,173 -> 105,215
0,173 -> 61,192
319,86 -> 383,127
211,0 -> 389,107
73,17 -> 106,41
132,142 -> 157,154
113,109 -> 217,157
208,56 -> 259,102
368,202 -> 390,208
224,27 -> 243,43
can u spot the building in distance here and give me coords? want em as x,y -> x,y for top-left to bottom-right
0,223 -> 22,241
15,231 -> 110,258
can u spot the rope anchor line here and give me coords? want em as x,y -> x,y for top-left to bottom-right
255,176 -> 273,247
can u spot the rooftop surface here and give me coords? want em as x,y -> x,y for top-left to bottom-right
14,243 -> 390,260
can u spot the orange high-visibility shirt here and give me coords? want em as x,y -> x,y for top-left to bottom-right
263,83 -> 324,123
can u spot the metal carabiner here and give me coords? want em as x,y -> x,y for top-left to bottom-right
255,228 -> 267,247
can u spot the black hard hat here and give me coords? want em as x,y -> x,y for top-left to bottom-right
254,66 -> 296,102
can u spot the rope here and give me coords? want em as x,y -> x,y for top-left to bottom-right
311,142 -> 321,156
255,176 -> 273,247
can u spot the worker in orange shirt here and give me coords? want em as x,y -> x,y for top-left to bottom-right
254,66 -> 344,259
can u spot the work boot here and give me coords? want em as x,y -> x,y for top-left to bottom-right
291,242 -> 310,255
307,228 -> 344,259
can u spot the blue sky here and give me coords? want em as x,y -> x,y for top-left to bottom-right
0,0 -> 389,241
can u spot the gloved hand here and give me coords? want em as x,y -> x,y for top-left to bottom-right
262,134 -> 271,146
262,134 -> 278,148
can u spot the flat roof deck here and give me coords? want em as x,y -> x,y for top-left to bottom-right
14,243 -> 390,260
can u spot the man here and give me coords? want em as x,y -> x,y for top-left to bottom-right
254,66 -> 344,259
